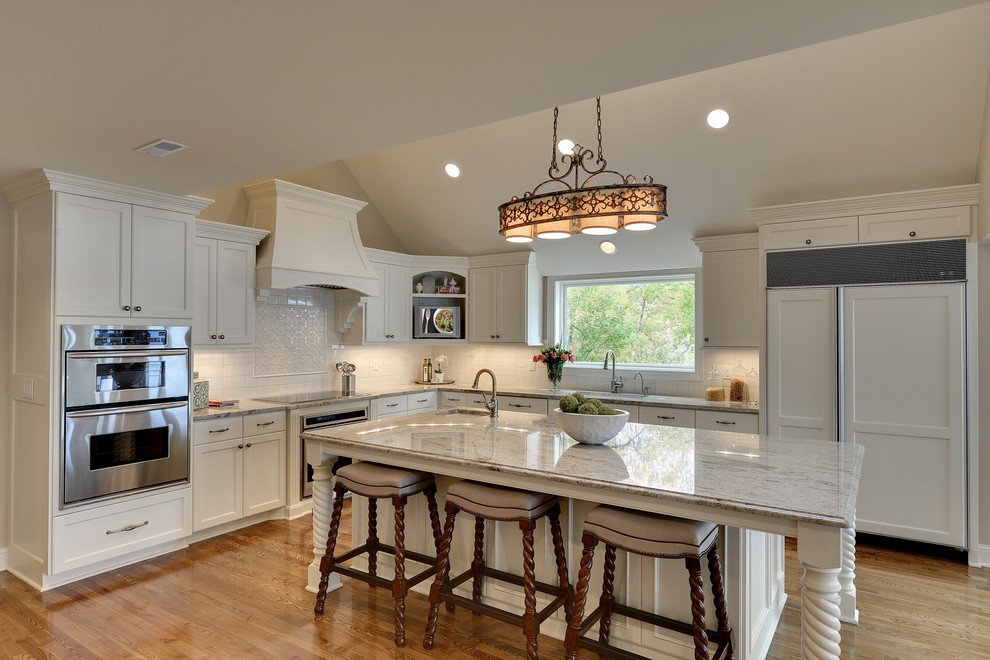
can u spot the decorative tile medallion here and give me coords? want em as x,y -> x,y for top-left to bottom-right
255,304 -> 328,376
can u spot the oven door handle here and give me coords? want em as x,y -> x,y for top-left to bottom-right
67,349 -> 189,360
66,400 -> 188,418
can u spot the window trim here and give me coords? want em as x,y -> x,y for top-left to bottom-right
545,268 -> 700,375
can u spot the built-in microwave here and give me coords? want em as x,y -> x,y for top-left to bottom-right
413,305 -> 462,339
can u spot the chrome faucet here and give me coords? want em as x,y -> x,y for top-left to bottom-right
634,371 -> 649,396
604,350 -> 623,393
472,368 -> 499,418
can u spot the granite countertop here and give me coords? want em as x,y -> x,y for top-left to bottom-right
193,383 -> 758,420
302,409 -> 861,528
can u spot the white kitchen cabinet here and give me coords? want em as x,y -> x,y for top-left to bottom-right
759,216 -> 859,251
440,390 -> 484,409
696,410 -> 760,434
55,193 -> 197,319
467,252 -> 541,345
636,405 -> 696,428
338,252 -> 412,344
193,411 -> 286,532
858,206 -> 971,243
500,395 -> 548,415
193,221 -> 268,346
375,391 -> 439,419
693,234 -> 759,348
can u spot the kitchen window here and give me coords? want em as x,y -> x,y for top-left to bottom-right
548,271 -> 697,372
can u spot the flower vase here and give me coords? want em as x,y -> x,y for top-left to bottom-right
547,361 -> 564,392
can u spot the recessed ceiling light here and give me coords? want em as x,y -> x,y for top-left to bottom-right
707,109 -> 730,129
600,240 -> 617,254
444,163 -> 461,178
557,139 -> 575,156
135,139 -> 189,157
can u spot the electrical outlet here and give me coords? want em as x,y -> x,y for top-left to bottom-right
529,360 -> 536,371
371,359 -> 380,371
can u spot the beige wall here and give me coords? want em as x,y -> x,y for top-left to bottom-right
1,194 -> 10,551
196,161 -> 407,253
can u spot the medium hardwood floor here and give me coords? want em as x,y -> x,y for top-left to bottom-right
1,503 -> 987,659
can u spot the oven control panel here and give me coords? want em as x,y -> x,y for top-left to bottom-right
93,328 -> 169,347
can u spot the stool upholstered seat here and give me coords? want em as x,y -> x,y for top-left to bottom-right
314,461 -> 442,648
565,505 -> 735,660
423,480 -> 572,660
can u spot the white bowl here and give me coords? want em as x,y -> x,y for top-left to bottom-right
553,408 -> 630,445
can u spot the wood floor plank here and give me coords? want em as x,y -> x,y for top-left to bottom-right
2,504 -> 988,659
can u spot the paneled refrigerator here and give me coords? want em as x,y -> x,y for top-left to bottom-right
765,239 -> 967,548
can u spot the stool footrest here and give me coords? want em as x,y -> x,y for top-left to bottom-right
444,565 -> 567,626
329,543 -> 438,591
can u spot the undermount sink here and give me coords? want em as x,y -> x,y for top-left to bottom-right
435,408 -> 494,417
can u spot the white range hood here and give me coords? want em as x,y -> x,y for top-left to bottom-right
242,179 -> 379,296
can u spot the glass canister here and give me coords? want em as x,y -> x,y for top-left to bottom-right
729,361 -> 747,402
705,366 -> 725,401
746,367 -> 760,403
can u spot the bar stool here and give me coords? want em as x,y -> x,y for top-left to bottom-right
314,461 -> 442,647
422,480 -> 573,660
565,505 -> 734,660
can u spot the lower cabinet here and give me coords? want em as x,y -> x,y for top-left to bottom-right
374,391 -> 438,419
193,411 -> 286,532
696,409 -> 760,434
636,405 -> 696,428
440,391 -> 546,414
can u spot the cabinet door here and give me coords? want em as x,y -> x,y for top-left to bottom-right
214,241 -> 256,344
766,288 -> 837,441
696,410 -> 759,434
193,238 -> 218,345
500,395 -> 547,415
495,265 -> 527,342
701,249 -> 758,347
467,266 -> 497,342
55,193 -> 132,317
638,406 -> 696,428
363,263 -> 389,342
193,438 -> 243,531
761,216 -> 858,250
242,432 -> 286,516
858,206 -> 971,243
842,283 -> 965,546
131,205 -> 195,319
385,263 -> 411,341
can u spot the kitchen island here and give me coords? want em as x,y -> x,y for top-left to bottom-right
302,410 -> 862,660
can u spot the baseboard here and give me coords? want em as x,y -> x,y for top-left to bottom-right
980,544 -> 990,567
0,546 -> 8,571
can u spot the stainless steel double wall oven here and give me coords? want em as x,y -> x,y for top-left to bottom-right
61,325 -> 192,508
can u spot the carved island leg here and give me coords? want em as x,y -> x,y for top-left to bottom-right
798,523 -> 843,660
307,458 -> 339,593
838,511 -> 858,624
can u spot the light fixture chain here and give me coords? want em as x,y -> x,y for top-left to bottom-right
551,106 -> 560,173
596,96 -> 604,164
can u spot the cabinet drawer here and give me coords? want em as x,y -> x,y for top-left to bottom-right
696,410 -> 759,434
761,216 -> 858,250
440,391 -> 484,409
52,489 -> 191,574
407,391 -> 438,412
501,396 -> 548,415
194,416 -> 244,445
375,394 -> 408,418
858,206 -> 970,243
243,410 -> 286,437
638,406 -> 696,428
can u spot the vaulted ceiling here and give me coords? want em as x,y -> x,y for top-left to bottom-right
3,1 -> 989,273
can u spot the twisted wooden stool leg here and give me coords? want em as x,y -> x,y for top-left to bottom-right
520,519 -> 539,660
470,515 -> 486,612
314,483 -> 347,617
425,483 -> 442,553
424,502 -> 459,650
367,497 -> 379,579
548,505 -> 573,621
598,543 -> 617,647
565,533 -> 598,660
708,545 -> 734,660
392,495 -> 408,647
686,556 -> 710,660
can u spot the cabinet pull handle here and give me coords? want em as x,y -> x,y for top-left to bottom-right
210,427 -> 230,433
135,305 -> 142,312
658,415 -> 675,419
805,239 -> 812,245
386,403 -> 399,407
123,305 -> 131,311
909,231 -> 917,237
448,397 -> 461,402
106,520 -> 149,535
257,420 -> 275,426
417,398 -> 428,403
509,403 -> 531,409
715,420 -> 736,425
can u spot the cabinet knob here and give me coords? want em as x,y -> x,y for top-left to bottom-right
490,334 -> 495,339
211,334 -> 218,339
909,231 -> 917,237
245,442 -> 252,448
805,239 -> 812,245
123,305 -> 131,311
238,444 -> 244,449
219,334 -> 225,339
134,305 -> 142,312
704,337 -> 709,342
495,334 -> 500,339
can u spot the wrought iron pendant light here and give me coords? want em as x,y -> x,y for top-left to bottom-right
498,97 -> 667,243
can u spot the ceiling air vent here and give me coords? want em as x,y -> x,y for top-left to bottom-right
135,139 -> 189,157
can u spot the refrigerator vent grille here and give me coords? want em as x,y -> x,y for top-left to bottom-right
766,239 -> 966,288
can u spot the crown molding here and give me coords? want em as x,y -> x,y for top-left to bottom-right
692,232 -> 759,252
194,219 -> 268,245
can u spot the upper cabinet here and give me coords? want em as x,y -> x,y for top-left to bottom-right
55,193 -> 197,318
467,252 -> 541,345
693,234 -> 760,348
751,185 -> 978,251
193,220 -> 269,346
337,249 -> 412,344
